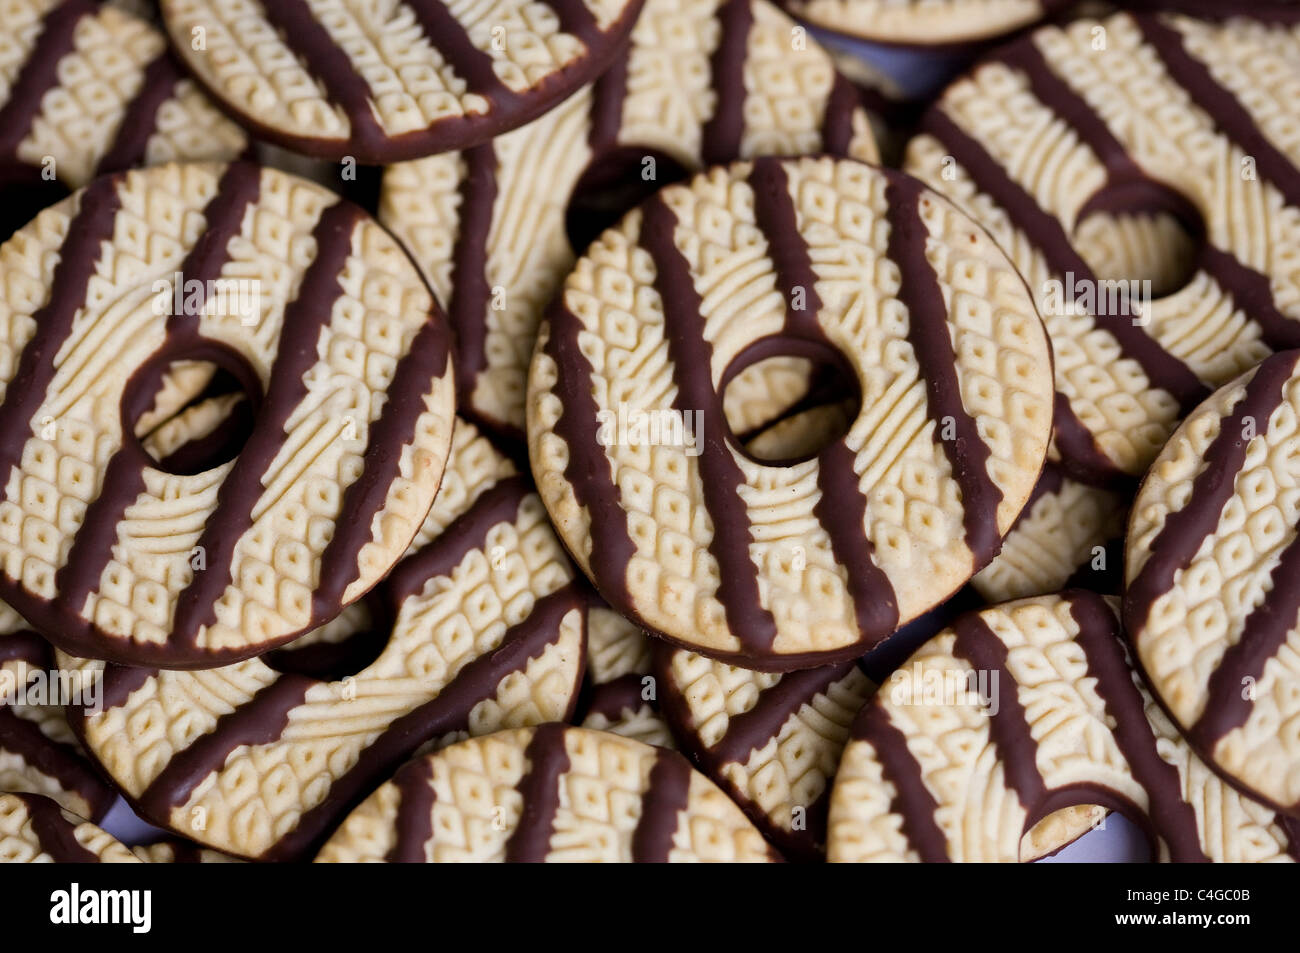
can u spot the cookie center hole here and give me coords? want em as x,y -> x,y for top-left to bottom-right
263,600 -> 390,682
565,147 -> 691,253
125,353 -> 259,476
721,350 -> 861,465
1071,182 -> 1204,302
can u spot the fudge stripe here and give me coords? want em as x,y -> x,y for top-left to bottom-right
884,175 -> 1003,566
582,672 -> 649,722
1125,353 -> 1295,629
55,163 -> 261,616
446,143 -> 499,409
1198,246 -> 1300,353
384,756 -> 438,863
260,0 -> 387,150
95,53 -> 184,176
917,109 -> 1208,410
404,0 -> 514,101
700,0 -> 752,164
0,706 -> 112,818
950,614 -> 1048,808
0,630 -> 52,667
640,194 -> 779,651
820,73 -> 859,156
853,704 -> 950,862
314,312 -> 452,611
503,722 -> 571,862
535,0 -> 601,44
630,749 -> 693,862
587,43 -> 630,150
93,663 -> 158,714
170,201 -> 362,650
0,0 -> 93,161
748,157 -> 899,641
21,794 -> 100,862
1051,394 -> 1126,485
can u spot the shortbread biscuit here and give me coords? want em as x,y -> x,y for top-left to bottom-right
0,161 -> 457,668
0,791 -> 139,862
61,419 -> 587,860
653,644 -> 873,858
579,605 -> 674,748
828,592 -> 1300,861
527,156 -> 1055,669
972,464 -> 1127,602
1125,350 -> 1300,816
0,1 -> 246,188
904,12 -> 1300,480
314,725 -> 779,862
159,0 -> 645,162
380,0 -> 880,440
777,0 -> 1069,46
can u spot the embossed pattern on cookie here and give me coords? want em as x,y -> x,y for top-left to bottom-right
61,419 -> 588,861
777,0 -> 1069,46
0,791 -> 139,862
827,592 -> 1300,862
159,0 -> 646,162
527,156 -> 1055,669
0,161 -> 457,668
314,725 -> 780,862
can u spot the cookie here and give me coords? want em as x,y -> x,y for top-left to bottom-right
131,837 -> 241,863
527,155 -> 1055,669
0,792 -> 139,862
777,0 -> 1070,46
0,1 -> 246,188
314,725 -> 779,862
903,11 -> 1300,480
0,161 -> 457,668
158,0 -> 646,163
579,605 -> 675,748
61,419 -> 589,860
971,464 -> 1127,602
0,602 -> 115,822
653,644 -> 873,858
1125,350 -> 1300,817
827,592 -> 1300,862
380,0 -> 880,441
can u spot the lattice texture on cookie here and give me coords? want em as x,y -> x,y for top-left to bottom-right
0,793 -> 139,862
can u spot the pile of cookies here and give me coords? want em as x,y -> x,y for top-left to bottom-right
0,0 -> 1297,863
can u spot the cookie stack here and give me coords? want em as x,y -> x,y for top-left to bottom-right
0,0 -> 1296,864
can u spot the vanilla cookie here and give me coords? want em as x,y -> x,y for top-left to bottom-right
904,12 -> 1300,480
580,605 -> 673,748
778,0 -> 1069,46
131,838 -> 241,863
528,156 -> 1055,669
0,1 -> 246,188
0,792 -> 139,862
380,0 -> 879,439
315,725 -> 779,862
159,0 -> 645,162
971,464 -> 1128,602
1125,350 -> 1300,817
0,161 -> 457,668
61,419 -> 588,860
828,592 -> 1300,862
653,644 -> 873,858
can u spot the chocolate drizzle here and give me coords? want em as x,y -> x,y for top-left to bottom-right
536,0 -> 600,44
699,0 -> 753,164
629,749 -> 693,862
94,52 -> 183,176
18,792 -> 101,863
406,0 -> 514,102
0,629 -> 51,667
884,174 -> 1003,567
820,74 -> 860,157
582,671 -> 650,722
384,756 -> 438,863
640,194 -> 778,651
587,43 -> 630,151
0,0 -> 92,162
503,722 -> 570,862
0,705 -> 114,821
709,662 -> 857,767
447,143 -> 499,409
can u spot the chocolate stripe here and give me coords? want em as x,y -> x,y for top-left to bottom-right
155,397 -> 254,475
95,53 -> 183,176
630,749 -> 692,862
55,164 -> 262,619
709,662 -> 857,766
640,194 -> 778,651
384,756 -> 438,863
853,703 -> 950,862
0,630 -> 52,667
447,143 -> 498,410
583,671 -> 649,722
820,73 -> 859,156
1198,246 -> 1300,353
1124,352 -> 1295,629
135,674 -> 315,817
95,663 -> 157,714
535,0 -> 600,43
0,0 -> 93,161
258,585 -> 584,861
884,175 -> 1003,566
405,0 -> 513,99
260,0 -> 386,152
0,706 -> 113,820
170,200 -> 361,650
1068,591 -> 1208,861
1052,393 -> 1126,485
950,614 -> 1047,808
503,722 -> 570,862
314,312 -> 451,611
587,43 -> 629,150
917,109 -> 1208,411
699,0 -> 752,164
20,793 -> 100,862
383,474 -> 531,604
